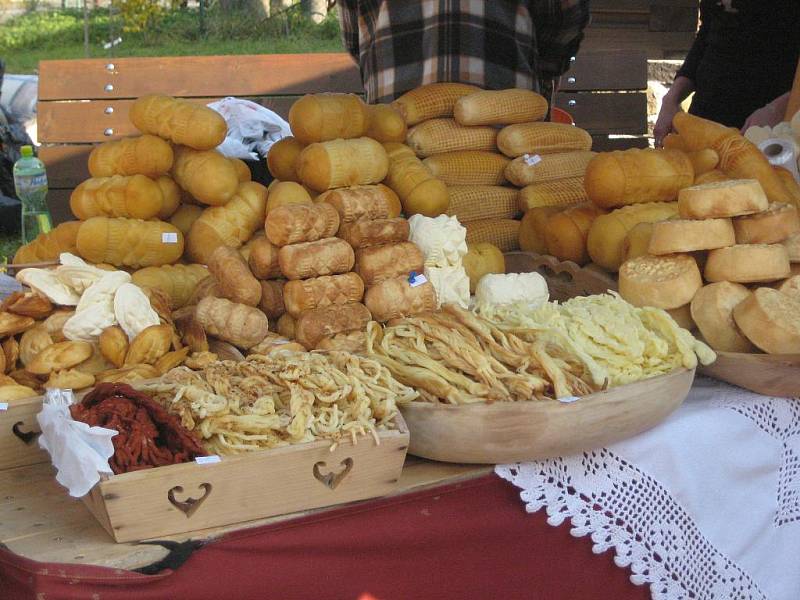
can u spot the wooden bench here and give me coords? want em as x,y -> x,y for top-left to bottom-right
38,51 -> 647,222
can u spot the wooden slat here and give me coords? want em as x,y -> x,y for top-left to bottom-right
591,135 -> 650,151
561,51 -> 646,92
47,188 -> 73,225
649,2 -> 698,32
39,54 -> 363,101
39,146 -> 91,187
581,28 -> 696,58
555,92 -> 647,135
39,96 -> 300,144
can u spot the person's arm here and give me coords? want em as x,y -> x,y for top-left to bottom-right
654,5 -> 709,146
337,0 -> 361,62
531,0 -> 591,84
742,92 -> 791,132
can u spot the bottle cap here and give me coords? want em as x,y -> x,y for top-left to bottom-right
20,145 -> 33,158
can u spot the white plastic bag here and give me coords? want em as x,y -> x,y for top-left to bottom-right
37,388 -> 117,498
207,97 -> 292,160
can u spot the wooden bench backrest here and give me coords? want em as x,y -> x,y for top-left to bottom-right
38,51 -> 647,222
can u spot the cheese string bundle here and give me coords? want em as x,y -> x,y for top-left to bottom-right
139,350 -> 417,454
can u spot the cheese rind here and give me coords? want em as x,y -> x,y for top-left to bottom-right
733,287 -> 800,354
704,244 -> 790,283
783,232 -> 800,262
689,282 -> 755,353
677,179 -> 768,219
733,203 -> 800,245
777,275 -> 800,302
648,218 -> 735,255
618,254 -> 702,309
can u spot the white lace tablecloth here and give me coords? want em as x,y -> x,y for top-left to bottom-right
496,377 -> 800,600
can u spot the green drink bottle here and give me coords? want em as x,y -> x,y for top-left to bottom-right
13,145 -> 52,244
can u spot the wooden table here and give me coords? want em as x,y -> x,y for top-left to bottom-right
0,458 -> 489,571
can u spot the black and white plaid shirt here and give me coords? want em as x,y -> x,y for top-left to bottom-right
338,0 -> 590,104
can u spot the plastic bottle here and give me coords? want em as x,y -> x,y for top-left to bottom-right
13,145 -> 52,244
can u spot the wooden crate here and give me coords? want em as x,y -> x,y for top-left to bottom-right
79,415 -> 409,543
0,395 -> 47,471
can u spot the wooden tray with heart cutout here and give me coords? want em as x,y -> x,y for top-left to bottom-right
80,412 -> 409,543
0,392 -> 49,471
503,251 -> 617,301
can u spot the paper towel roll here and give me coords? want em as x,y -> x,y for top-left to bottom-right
758,137 -> 800,183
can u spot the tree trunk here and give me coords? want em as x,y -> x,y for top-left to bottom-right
301,0 -> 326,23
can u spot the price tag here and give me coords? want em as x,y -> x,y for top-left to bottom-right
523,154 -> 542,167
162,232 -> 179,244
408,273 -> 428,287
195,455 -> 221,465
558,396 -> 580,404
0,403 -> 8,411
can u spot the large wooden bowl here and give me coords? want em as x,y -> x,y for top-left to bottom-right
700,352 -> 800,397
400,368 -> 695,464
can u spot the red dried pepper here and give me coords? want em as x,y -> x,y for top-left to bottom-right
70,383 -> 206,474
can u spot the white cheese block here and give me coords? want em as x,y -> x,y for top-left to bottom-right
474,272 -> 549,310
408,214 -> 468,268
424,265 -> 470,309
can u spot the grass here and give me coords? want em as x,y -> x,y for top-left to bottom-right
0,234 -> 21,263
0,7 -> 344,74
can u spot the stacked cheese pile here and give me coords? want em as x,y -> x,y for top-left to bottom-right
617,178 -> 800,353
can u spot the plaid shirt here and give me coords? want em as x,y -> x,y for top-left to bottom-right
338,0 -> 590,104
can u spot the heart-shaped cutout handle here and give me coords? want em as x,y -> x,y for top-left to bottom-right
168,483 -> 212,518
313,457 -> 353,490
12,421 -> 41,446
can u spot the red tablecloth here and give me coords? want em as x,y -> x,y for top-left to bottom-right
0,475 -> 650,600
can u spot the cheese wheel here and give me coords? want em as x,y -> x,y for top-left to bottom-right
666,303 -> 695,331
544,203 -> 606,265
690,282 -> 755,353
733,287 -> 800,354
732,203 -> 800,244
677,179 -> 768,219
705,244 -> 790,283
620,222 -> 655,263
618,254 -> 702,309
783,232 -> 800,262
777,275 -> 800,302
648,218 -> 735,255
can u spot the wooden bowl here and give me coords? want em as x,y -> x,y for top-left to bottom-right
400,368 -> 695,464
700,352 -> 800,397
503,251 -> 616,302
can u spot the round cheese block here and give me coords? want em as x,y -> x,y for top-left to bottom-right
620,222 -> 655,264
733,203 -> 800,245
733,287 -> 800,354
705,244 -> 790,283
677,179 -> 768,219
618,254 -> 702,310
783,232 -> 800,262
648,218 -> 735,255
689,282 -> 755,353
777,275 -> 800,303
666,303 -> 695,331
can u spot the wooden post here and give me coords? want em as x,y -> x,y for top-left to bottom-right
83,0 -> 89,58
784,58 -> 800,121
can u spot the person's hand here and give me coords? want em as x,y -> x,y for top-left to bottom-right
742,100 -> 784,133
654,98 -> 681,147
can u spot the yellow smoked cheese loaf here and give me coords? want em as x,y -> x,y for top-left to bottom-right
383,143 -> 448,216
391,82 -> 481,126
283,272 -> 365,318
586,202 -> 678,271
584,148 -> 694,209
686,149 -> 719,176
246,236 -> 282,280
186,181 -> 268,264
297,137 -> 389,192
545,203 -> 606,265
88,135 -> 173,178
70,175 -> 164,220
518,178 -> 588,212
505,151 -> 595,187
648,218 -> 735,255
365,104 -> 407,143
732,287 -> 800,354
690,282 -> 755,353
454,89 -> 548,126
620,222 -> 655,263
355,242 -> 424,287
258,280 -> 286,320
267,137 -> 304,182
13,221 -> 81,264
207,246 -> 262,307
129,95 -> 227,150
131,264 -> 210,309
155,176 -> 182,219
288,93 -> 370,144
364,277 -> 438,322
446,185 -> 519,222
423,151 -> 510,186
677,179 -> 769,219
497,122 -> 592,157
278,237 -> 355,281
265,202 -> 340,247
704,244 -> 791,283
518,206 -> 568,254
295,302 -> 372,350
464,219 -> 520,253
169,204 -> 204,237
338,218 -> 410,249
406,118 -> 497,157
732,203 -> 800,244
171,146 -> 239,206
76,217 -> 184,268
618,254 -> 702,310
318,184 -> 402,222
266,181 -> 314,214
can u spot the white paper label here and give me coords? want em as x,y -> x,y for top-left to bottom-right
161,232 -> 179,244
195,455 -> 221,465
0,403 -> 8,411
558,396 -> 581,404
523,154 -> 542,167
409,274 -> 428,287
